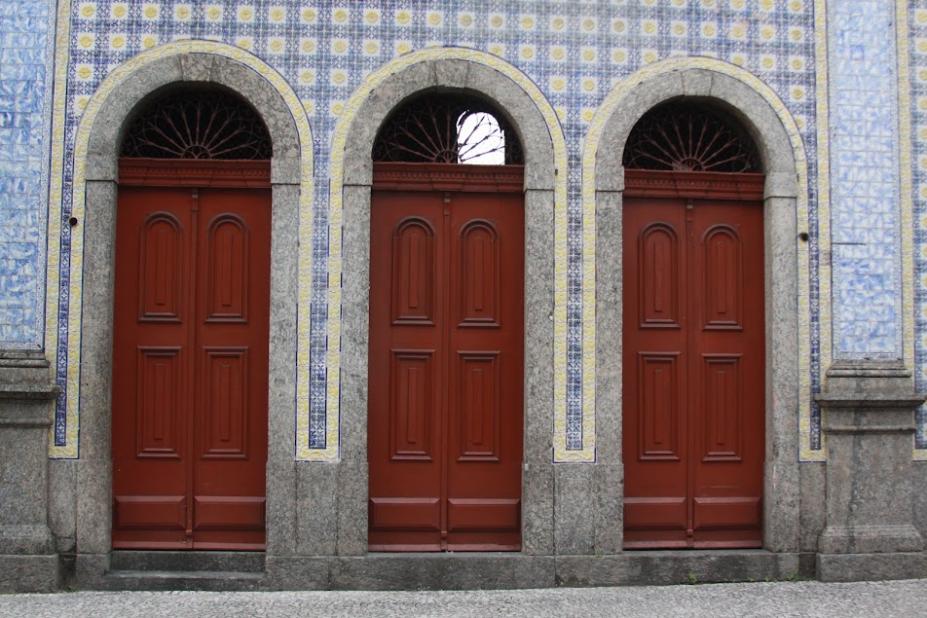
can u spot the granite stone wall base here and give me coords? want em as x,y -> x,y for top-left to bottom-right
0,554 -> 60,593
816,552 -> 927,582
59,551 -> 807,591
42,549 -> 927,590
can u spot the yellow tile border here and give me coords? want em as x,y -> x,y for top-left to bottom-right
807,0 -> 830,462
46,38 -> 314,458
45,0 -> 74,457
897,0 -> 926,461
583,56 -> 815,462
315,47 -> 576,462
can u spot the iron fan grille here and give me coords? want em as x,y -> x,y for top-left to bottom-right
623,102 -> 760,173
372,93 -> 524,165
121,89 -> 272,160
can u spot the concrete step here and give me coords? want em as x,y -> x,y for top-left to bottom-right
109,550 -> 265,573
102,569 -> 264,591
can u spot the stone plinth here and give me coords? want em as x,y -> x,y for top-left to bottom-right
0,352 -> 60,592
815,363 -> 927,582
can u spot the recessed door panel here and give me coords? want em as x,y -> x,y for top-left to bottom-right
639,223 -> 681,328
138,213 -> 183,322
389,350 -> 435,461
205,216 -> 248,322
637,352 -> 681,461
392,219 -> 436,325
369,166 -> 524,552
114,495 -> 186,531
459,221 -> 500,327
457,351 -> 500,461
702,354 -> 743,462
693,497 -> 761,532
136,347 -> 182,458
623,189 -> 764,549
624,497 -> 688,532
201,348 -> 249,459
112,178 -> 270,551
702,225 -> 743,330
369,497 -> 442,532
193,496 -> 265,531
447,498 -> 520,532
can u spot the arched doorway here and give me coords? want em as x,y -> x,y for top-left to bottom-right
367,94 -> 525,551
621,101 -> 766,549
110,87 -> 272,550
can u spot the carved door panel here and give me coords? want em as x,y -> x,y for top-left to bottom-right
112,182 -> 269,550
368,168 -> 524,551
622,195 -> 764,549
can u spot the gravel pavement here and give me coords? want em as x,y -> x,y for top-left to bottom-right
1,580 -> 926,618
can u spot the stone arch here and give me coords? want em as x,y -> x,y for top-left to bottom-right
308,48 -> 569,464
62,41 -> 313,580
584,57 -> 807,552
302,48 -> 568,555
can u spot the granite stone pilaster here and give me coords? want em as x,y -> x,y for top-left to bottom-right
0,353 -> 59,592
815,363 -> 927,581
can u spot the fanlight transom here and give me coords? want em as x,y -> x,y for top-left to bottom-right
623,102 -> 760,173
121,89 -> 272,160
373,93 -> 524,165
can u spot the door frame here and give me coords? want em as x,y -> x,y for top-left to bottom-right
329,57 -> 564,556
591,62 -> 807,553
66,45 -> 309,578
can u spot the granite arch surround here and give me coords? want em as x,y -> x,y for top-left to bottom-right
588,60 -> 806,552
301,51 -> 575,557
63,43 -> 311,581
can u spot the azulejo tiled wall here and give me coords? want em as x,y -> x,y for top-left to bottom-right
43,0 -> 821,460
0,0 -> 54,348
827,0 -> 904,361
38,0 -> 927,460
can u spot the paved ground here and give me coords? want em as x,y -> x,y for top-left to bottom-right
1,580 -> 926,618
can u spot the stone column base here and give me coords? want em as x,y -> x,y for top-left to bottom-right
817,552 -> 927,582
0,353 -> 60,593
0,554 -> 60,592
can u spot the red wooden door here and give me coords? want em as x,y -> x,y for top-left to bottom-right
622,171 -> 765,549
368,163 -> 524,551
112,160 -> 270,550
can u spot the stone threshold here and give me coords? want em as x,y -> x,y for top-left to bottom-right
155,550 -> 800,591
77,549 -> 927,591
